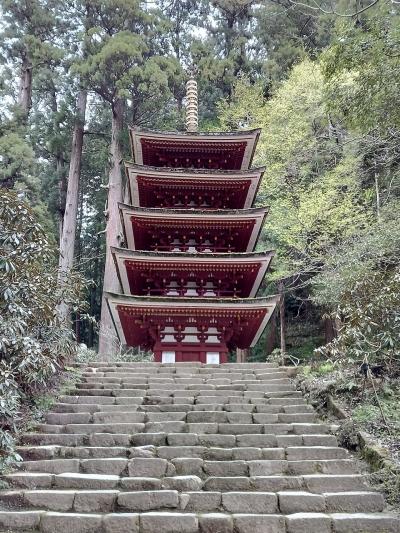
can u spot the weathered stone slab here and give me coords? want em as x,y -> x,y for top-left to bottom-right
140,511 -> 198,533
41,512 -> 102,533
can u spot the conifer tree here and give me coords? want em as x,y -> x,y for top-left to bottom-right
74,0 -> 181,356
0,0 -> 63,122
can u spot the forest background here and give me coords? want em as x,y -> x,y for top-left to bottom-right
1,0 -> 399,467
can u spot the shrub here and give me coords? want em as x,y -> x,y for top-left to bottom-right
0,189 -> 88,471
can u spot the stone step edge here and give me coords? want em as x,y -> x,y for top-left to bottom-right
2,473 -> 370,493
0,489 -> 386,514
0,510 -> 398,533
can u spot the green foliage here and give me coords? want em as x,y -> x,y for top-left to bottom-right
353,404 -> 382,424
370,466 -> 400,506
74,0 -> 182,118
254,1 -> 334,85
0,189 -> 88,471
301,361 -> 336,378
352,389 -> 400,434
0,131 -> 35,189
217,79 -> 266,130
76,31 -> 149,103
218,62 -> 370,283
0,0 -> 64,64
322,5 -> 400,133
314,203 -> 400,363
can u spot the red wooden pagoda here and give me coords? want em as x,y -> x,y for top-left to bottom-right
105,80 -> 279,363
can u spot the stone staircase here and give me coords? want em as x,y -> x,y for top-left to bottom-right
0,362 -> 398,532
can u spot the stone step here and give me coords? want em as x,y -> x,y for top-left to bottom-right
55,392 -> 304,406
81,363 -> 278,372
2,472 -> 371,494
16,442 -> 341,461
49,401 -> 310,414
0,489 -> 385,514
43,411 -> 316,426
18,456 -> 358,477
63,385 -> 296,396
0,510 -> 398,533
80,370 -> 288,378
77,378 -> 292,388
20,432 -> 337,449
33,421 -> 334,437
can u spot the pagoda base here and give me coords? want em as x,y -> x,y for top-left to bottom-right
153,341 -> 228,364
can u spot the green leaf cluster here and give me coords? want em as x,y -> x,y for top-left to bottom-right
0,189 -> 89,469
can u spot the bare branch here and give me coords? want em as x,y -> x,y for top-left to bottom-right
287,0 -> 381,17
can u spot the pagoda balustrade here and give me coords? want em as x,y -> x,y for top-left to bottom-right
142,283 -> 243,299
137,180 -> 250,209
132,272 -> 250,298
135,228 -> 254,253
121,257 -> 264,299
117,303 -> 265,350
140,140 -> 248,169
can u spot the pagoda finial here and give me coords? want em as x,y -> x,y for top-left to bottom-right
185,77 -> 198,132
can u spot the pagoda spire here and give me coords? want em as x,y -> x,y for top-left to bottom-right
185,78 -> 198,132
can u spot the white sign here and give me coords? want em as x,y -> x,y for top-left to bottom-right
206,352 -> 220,364
161,351 -> 176,363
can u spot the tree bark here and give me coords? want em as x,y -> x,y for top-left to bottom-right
236,348 -> 249,363
324,315 -> 337,344
57,89 -> 87,323
57,157 -> 67,243
98,98 -> 125,359
50,84 -> 67,245
18,55 -> 33,121
278,281 -> 286,360
374,172 -> 381,221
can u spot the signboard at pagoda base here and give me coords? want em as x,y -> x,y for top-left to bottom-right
154,342 -> 228,364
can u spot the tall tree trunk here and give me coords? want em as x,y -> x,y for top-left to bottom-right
88,238 -> 100,348
57,157 -> 67,243
236,348 -> 249,363
57,89 -> 87,323
18,55 -> 33,121
98,98 -> 125,359
374,172 -> 381,221
278,281 -> 286,361
324,315 -> 337,344
50,84 -> 67,245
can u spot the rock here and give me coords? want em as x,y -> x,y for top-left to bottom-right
117,490 -> 179,511
233,514 -> 285,533
73,490 -> 118,512
162,475 -> 203,491
41,512 -> 102,533
140,512 -> 198,533
286,513 -> 332,533
199,513 -> 233,533
222,492 -> 278,513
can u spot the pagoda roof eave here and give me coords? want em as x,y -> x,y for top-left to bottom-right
125,162 -> 265,208
118,203 -> 269,217
124,163 -> 265,209
129,127 -> 261,170
124,161 -> 266,176
106,291 -> 280,307
118,204 -> 269,253
111,247 -> 275,298
106,292 -> 280,349
110,246 -> 275,260
129,125 -> 261,138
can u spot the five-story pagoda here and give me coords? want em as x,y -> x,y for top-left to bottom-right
105,79 -> 279,364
